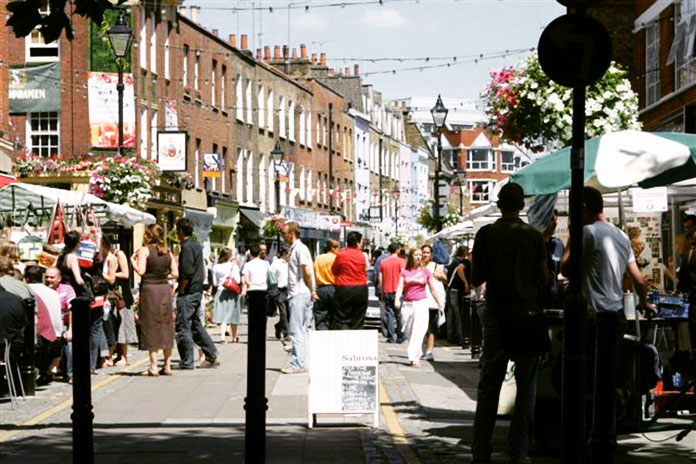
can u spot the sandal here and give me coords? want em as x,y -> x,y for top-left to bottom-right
141,368 -> 159,377
158,368 -> 173,376
410,361 -> 421,368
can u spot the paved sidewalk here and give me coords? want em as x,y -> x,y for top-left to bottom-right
2,313 -> 696,463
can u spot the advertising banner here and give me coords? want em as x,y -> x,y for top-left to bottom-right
157,131 -> 186,171
87,72 -> 135,148
9,62 -> 61,113
202,153 -> 221,178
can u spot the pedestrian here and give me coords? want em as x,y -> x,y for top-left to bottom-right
44,266 -> 76,382
174,217 -> 220,369
379,242 -> 406,343
313,239 -> 339,330
372,247 -> 389,337
541,209 -> 566,309
394,247 -> 445,367
679,227 -> 696,350
281,221 -> 316,374
330,231 -> 368,330
132,224 -> 179,377
421,243 -> 448,362
561,186 -> 651,462
445,246 -> 471,345
212,247 -> 242,344
470,182 -> 549,464
241,243 -> 270,322
108,242 -> 137,366
271,247 -> 290,342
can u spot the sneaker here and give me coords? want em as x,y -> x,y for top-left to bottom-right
280,367 -> 305,374
423,352 -> 434,361
199,357 -> 220,368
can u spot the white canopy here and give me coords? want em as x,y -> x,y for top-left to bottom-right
0,183 -> 155,228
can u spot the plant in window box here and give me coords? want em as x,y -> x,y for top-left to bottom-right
261,215 -> 286,238
88,156 -> 160,209
482,52 -> 640,152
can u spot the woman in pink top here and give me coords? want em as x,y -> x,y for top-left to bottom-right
394,248 -> 445,367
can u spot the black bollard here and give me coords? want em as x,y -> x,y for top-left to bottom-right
20,298 -> 36,396
244,290 -> 268,463
70,296 -> 94,464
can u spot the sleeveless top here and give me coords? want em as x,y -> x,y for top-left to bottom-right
57,251 -> 85,297
115,249 -> 135,307
141,246 -> 171,286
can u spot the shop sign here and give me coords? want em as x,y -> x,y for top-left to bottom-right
157,131 -> 187,171
317,215 -> 342,231
631,187 -> 668,213
9,62 -> 61,114
202,153 -> 221,178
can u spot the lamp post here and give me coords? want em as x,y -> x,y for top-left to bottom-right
107,10 -> 133,157
271,140 -> 284,215
455,168 -> 466,216
392,186 -> 400,238
430,95 -> 448,232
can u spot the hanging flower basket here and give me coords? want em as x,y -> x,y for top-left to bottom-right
262,215 -> 287,237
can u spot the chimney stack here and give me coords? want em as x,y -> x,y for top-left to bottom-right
264,46 -> 271,61
320,53 -> 327,67
292,48 -> 298,60
311,53 -> 317,64
190,5 -> 199,22
256,49 -> 262,60
274,46 -> 281,60
212,29 -> 218,37
345,67 -> 350,77
179,5 -> 186,17
282,45 -> 289,60
300,44 -> 307,60
354,64 -> 360,76
240,34 -> 248,50
229,34 -> 236,47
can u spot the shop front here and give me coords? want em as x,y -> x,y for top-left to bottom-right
207,193 -> 238,259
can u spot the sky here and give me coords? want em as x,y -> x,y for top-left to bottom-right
195,0 -> 566,102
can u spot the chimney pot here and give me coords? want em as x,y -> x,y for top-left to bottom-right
328,68 -> 334,77
320,53 -> 327,67
190,5 -> 199,22
345,67 -> 350,77
292,48 -> 298,60
256,48 -> 262,60
300,44 -> 308,60
264,46 -> 271,61
229,34 -> 236,47
241,34 -> 248,50
274,46 -> 281,60
354,64 -> 360,76
311,53 -> 317,64
283,45 -> 289,60
212,29 -> 218,37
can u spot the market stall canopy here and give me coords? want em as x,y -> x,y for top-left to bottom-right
0,183 -> 155,227
427,220 -> 474,241
509,131 -> 696,196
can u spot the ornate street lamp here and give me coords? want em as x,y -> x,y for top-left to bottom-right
107,10 -> 133,156
392,186 -> 400,237
455,168 -> 466,216
271,140 -> 284,214
430,95 -> 448,232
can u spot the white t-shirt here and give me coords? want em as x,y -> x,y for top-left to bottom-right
212,261 -> 240,288
29,283 -> 63,337
242,258 -> 270,291
581,220 -> 635,314
288,239 -> 313,297
271,258 -> 289,289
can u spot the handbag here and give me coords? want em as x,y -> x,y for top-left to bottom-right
500,311 -> 551,357
223,275 -> 241,295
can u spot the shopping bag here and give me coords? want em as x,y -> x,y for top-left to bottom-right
76,207 -> 101,269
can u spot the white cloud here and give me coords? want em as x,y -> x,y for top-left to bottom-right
362,8 -> 409,29
293,12 -> 330,31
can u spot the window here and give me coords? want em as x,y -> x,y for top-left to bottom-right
164,23 -> 170,80
236,75 -> 243,121
299,106 -> 306,146
299,167 -> 306,200
246,80 -> 252,124
499,150 -> 514,172
150,109 -> 158,159
469,180 -> 491,203
258,154 -> 266,210
258,85 -> 265,128
140,106 -> 147,158
221,146 -> 227,193
288,101 -> 295,142
673,2 -> 696,89
279,97 -> 286,139
149,12 -> 156,73
211,60 -> 216,106
467,148 -> 492,170
246,150 -> 254,204
236,147 -> 244,202
306,169 -> 313,203
139,12 -> 146,68
220,65 -> 226,109
267,90 -> 274,132
322,116 -> 327,146
194,51 -> 200,91
306,110 -> 312,149
27,112 -> 59,156
646,22 -> 660,106
183,45 -> 189,87
25,2 -> 58,62
316,116 -> 321,147
194,138 -> 201,188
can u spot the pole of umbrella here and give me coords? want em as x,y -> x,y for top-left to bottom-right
562,85 -> 587,463
71,296 -> 94,464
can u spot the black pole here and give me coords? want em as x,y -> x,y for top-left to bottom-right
71,296 -> 94,464
562,84 -> 587,464
275,173 -> 281,252
117,59 -> 124,156
434,132 -> 443,232
244,293 -> 268,463
20,298 -> 36,396
328,103 -> 333,213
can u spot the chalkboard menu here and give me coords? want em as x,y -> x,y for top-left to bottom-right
342,366 -> 376,412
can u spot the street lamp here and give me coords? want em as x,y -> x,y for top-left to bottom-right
392,186 -> 400,237
455,168 -> 466,216
430,94 -> 448,232
107,10 -> 133,156
271,140 -> 284,214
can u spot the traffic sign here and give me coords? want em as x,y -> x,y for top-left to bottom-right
538,14 -> 612,88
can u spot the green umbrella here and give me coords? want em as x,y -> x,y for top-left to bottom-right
510,131 -> 696,195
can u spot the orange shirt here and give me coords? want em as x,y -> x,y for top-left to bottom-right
314,252 -> 337,286
380,254 -> 406,293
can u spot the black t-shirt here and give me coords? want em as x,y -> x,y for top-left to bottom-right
447,257 -> 471,292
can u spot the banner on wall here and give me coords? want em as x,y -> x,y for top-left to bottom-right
157,131 -> 186,171
9,63 -> 61,113
202,153 -> 221,178
87,72 -> 135,148
165,100 -> 178,130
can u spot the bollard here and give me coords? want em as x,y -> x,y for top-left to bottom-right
244,291 -> 268,463
70,296 -> 94,464
20,298 -> 36,396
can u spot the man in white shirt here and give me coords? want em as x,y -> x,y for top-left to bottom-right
281,221 -> 317,374
270,247 -> 290,341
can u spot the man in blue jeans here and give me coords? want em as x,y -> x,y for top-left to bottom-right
175,217 -> 219,369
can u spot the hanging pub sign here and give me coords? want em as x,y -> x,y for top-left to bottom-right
87,72 -> 136,148
157,131 -> 187,171
9,62 -> 61,114
202,152 -> 221,178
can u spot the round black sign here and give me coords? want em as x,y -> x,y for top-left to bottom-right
538,14 -> 612,88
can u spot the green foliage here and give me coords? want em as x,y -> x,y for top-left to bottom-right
417,203 -> 463,232
89,9 -> 132,73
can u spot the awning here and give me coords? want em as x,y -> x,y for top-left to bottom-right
0,174 -> 17,188
0,183 -> 155,228
239,207 -> 266,230
183,208 -> 214,242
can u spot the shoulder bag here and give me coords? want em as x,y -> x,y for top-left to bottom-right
222,264 -> 242,295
